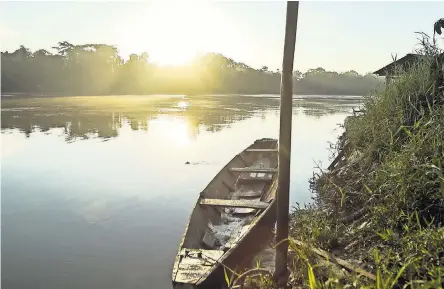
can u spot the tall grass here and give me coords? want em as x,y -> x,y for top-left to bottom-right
285,38 -> 444,288
228,37 -> 444,289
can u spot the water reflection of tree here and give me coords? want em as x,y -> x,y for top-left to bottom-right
293,99 -> 360,119
1,95 -> 361,142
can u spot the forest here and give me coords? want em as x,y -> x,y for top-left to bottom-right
1,42 -> 383,96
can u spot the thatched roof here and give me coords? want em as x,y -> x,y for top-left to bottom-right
373,54 -> 425,76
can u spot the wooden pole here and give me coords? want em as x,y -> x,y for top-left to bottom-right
274,1 -> 299,285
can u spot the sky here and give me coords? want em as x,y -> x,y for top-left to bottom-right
1,1 -> 443,74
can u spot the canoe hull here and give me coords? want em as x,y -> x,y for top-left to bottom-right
172,205 -> 276,289
172,138 -> 278,289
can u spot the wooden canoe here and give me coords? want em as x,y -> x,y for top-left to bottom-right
172,138 -> 279,289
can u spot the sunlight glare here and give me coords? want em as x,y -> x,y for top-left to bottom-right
149,116 -> 193,146
177,101 -> 189,110
117,2 -> 241,66
142,3 -> 213,66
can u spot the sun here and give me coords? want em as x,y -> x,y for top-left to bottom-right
117,2 -> 237,67
151,45 -> 197,67
118,2 -> 219,66
177,100 -> 189,110
148,3 -> 207,66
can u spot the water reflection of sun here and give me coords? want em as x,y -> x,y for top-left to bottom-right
177,101 -> 189,110
149,116 -> 194,146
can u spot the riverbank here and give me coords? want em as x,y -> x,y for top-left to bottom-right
284,51 -> 443,288
228,50 -> 443,289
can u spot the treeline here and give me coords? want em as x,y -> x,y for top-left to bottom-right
1,42 -> 383,96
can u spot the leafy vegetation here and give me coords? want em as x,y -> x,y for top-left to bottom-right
224,27 -> 444,289
282,34 -> 444,289
1,42 -> 382,96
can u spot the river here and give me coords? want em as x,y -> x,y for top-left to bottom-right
1,94 -> 361,289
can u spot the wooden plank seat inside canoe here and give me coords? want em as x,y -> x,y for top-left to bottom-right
232,159 -> 278,182
230,183 -> 266,214
229,167 -> 278,173
245,149 -> 279,152
232,189 -> 263,198
199,198 -> 269,209
238,172 -> 274,182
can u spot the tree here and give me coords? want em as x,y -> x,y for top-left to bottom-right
33,49 -> 52,57
343,70 -> 359,77
12,45 -> 32,60
434,18 -> 444,35
1,41 -> 383,96
293,70 -> 303,80
52,41 -> 75,57
305,67 -> 326,76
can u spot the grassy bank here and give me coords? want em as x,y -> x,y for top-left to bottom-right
227,43 -> 443,289
285,46 -> 444,288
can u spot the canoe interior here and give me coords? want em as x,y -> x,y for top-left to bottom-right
172,138 -> 278,287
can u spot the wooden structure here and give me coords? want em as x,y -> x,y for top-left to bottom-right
274,1 -> 299,284
373,53 -> 425,84
172,138 -> 279,289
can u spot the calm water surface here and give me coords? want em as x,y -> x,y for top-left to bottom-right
1,95 -> 361,289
